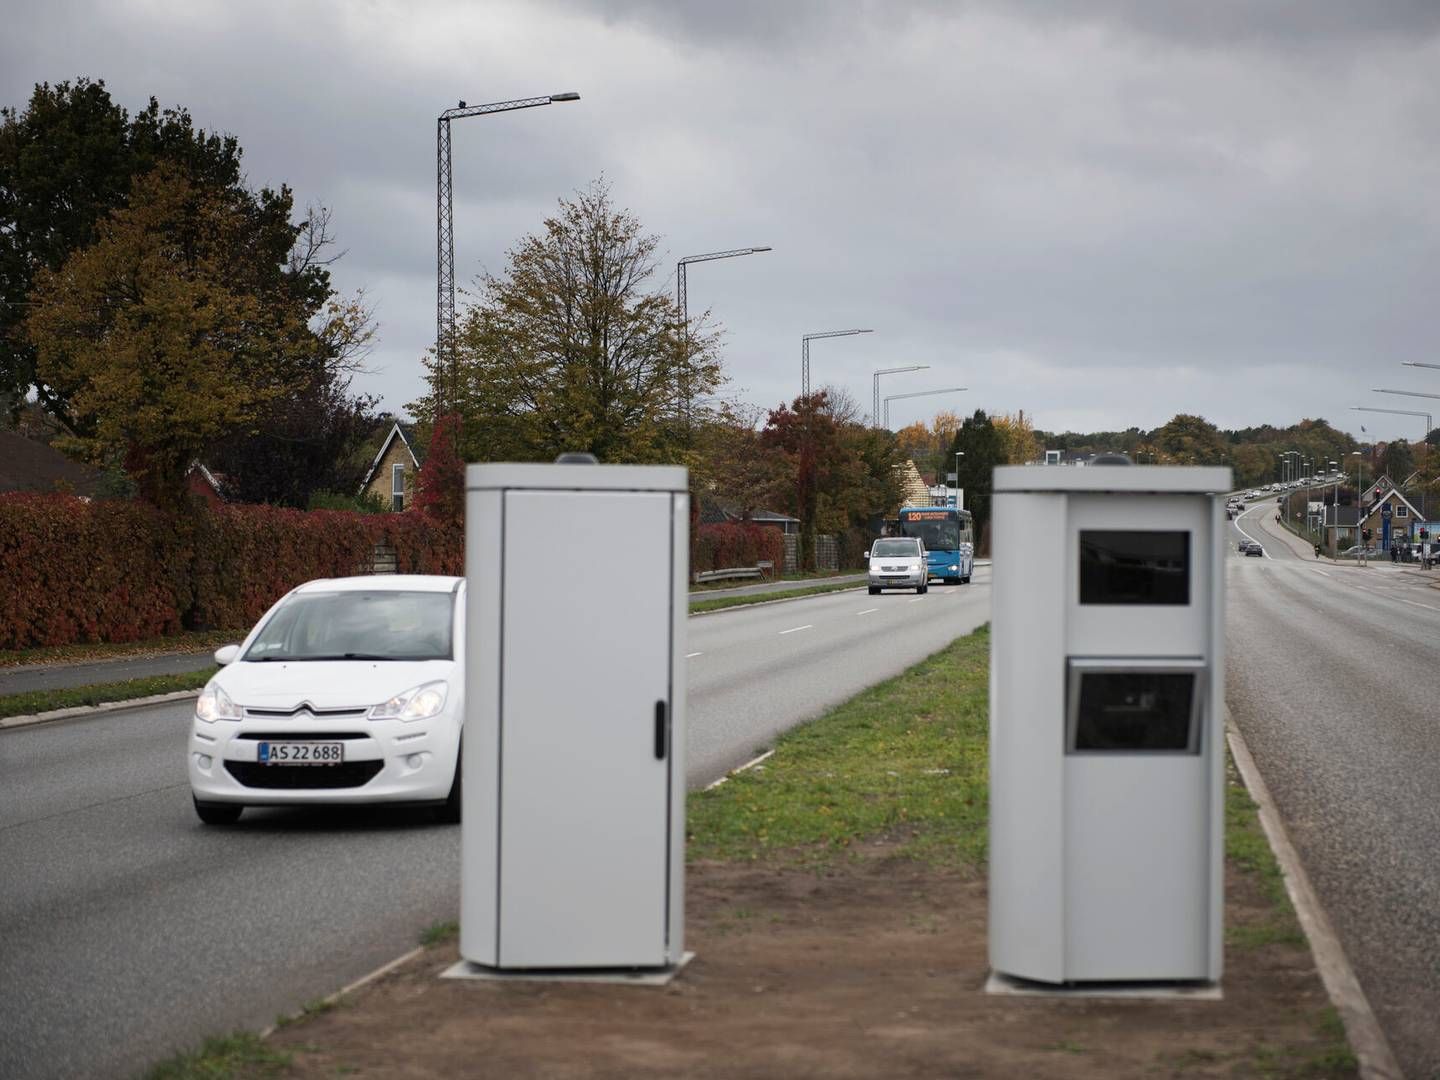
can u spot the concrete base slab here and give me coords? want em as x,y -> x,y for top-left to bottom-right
441,952 -> 695,987
985,970 -> 1222,1001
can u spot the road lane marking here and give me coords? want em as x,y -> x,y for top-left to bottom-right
856,608 -> 878,615
685,651 -> 703,658
779,624 -> 813,635
1234,503 -> 1272,559
704,749 -> 776,791
1312,569 -> 1330,577
908,597 -> 924,603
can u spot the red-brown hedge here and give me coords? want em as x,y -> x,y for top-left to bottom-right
0,494 -> 462,650
693,522 -> 785,575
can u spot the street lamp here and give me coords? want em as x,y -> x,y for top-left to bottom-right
436,91 -> 580,411
797,328 -> 872,571
953,450 -> 965,508
882,387 -> 968,430
676,247 -> 771,427
802,329 -> 873,401
871,366 -> 929,428
1351,450 -> 1368,563
1352,405 -> 1432,444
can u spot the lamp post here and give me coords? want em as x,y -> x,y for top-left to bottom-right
882,387 -> 969,430
1353,404 -> 1432,445
953,451 -> 964,509
802,329 -> 873,402
676,247 -> 771,429
436,91 -> 580,411
872,365 -> 929,429
798,329 -> 872,571
1351,450 -> 1367,564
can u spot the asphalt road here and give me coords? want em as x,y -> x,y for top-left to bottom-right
0,574 -> 990,1080
0,575 -> 878,697
1227,500 -> 1440,1077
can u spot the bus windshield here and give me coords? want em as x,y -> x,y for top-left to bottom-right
899,511 -> 967,551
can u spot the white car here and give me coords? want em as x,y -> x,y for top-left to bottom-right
188,575 -> 465,825
867,536 -> 928,594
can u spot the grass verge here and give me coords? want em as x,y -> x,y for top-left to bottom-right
1224,759 -> 1306,950
0,667 -> 216,720
688,569 -> 859,592
144,1032 -> 290,1079
687,625 -> 990,867
688,580 -> 866,615
0,629 -> 240,668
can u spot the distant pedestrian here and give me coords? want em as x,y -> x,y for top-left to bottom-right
1314,543 -> 1322,559
1391,544 -> 1399,563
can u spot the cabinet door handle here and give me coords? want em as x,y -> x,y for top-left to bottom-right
654,700 -> 668,760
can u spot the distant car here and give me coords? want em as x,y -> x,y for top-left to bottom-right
1338,545 -> 1376,559
1238,539 -> 1263,556
1245,542 -> 1264,557
188,575 -> 465,825
866,537 -> 928,595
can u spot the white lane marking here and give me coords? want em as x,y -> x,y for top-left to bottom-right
856,608 -> 878,616
704,749 -> 776,791
1312,569 -> 1330,577
908,597 -> 924,603
685,651 -> 703,658
779,624 -> 813,635
1233,503 -> 1273,559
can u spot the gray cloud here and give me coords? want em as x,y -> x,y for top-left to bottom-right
3,0 -> 1439,442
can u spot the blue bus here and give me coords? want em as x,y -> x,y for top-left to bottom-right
897,506 -> 975,584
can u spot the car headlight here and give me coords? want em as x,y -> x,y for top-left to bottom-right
195,683 -> 241,723
370,681 -> 449,722
949,564 -> 958,571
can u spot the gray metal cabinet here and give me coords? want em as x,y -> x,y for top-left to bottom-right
462,464 -> 688,972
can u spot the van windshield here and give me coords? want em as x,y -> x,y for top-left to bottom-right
872,539 -> 921,557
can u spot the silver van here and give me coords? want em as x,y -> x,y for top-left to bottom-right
866,537 -> 928,595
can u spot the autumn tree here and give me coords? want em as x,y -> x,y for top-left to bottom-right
693,402 -> 790,520
414,413 -> 466,528
1,78 -> 254,430
1380,439 -> 1415,484
421,179 -> 721,465
25,166 -> 312,510
992,409 -> 1041,464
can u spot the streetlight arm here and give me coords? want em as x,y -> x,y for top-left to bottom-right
440,93 -> 580,121
1373,388 -> 1440,400
679,247 -> 772,266
884,387 -> 968,403
874,365 -> 929,376
803,329 -> 873,342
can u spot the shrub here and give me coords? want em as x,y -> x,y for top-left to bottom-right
0,494 -> 462,650
694,522 -> 785,575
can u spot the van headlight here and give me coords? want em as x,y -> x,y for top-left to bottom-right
195,683 -> 241,723
370,681 -> 449,722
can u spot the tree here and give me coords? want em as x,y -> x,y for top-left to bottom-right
949,410 -> 1006,544
1380,439 -> 1415,484
421,179 -> 722,465
992,409 -> 1041,465
25,166 -> 311,510
413,413 -> 466,528
1,78 -> 252,430
1153,414 -> 1227,465
693,402 -> 790,521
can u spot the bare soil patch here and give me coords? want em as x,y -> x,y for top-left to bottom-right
259,844 -> 1350,1079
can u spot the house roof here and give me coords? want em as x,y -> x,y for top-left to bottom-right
0,431 -> 104,497
699,494 -> 799,526
1361,486 -> 1425,524
358,421 -> 422,492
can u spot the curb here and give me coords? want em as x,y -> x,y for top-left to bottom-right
0,689 -> 201,732
260,945 -> 428,1040
1225,713 -> 1403,1080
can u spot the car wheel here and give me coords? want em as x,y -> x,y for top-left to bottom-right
435,754 -> 462,825
193,797 -> 242,826
868,586 -> 880,595
918,584 -> 928,594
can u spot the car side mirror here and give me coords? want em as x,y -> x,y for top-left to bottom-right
214,644 -> 241,666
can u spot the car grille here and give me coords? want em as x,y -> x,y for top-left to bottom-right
235,732 -> 370,740
225,761 -> 383,789
243,706 -> 368,719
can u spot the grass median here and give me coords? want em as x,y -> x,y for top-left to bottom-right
687,580 -> 864,614
0,667 -> 216,721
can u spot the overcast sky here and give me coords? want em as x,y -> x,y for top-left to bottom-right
5,0 -> 1440,441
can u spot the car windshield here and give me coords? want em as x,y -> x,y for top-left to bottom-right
243,590 -> 454,662
872,539 -> 921,557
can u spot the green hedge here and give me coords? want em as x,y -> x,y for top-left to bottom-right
0,494 -> 461,650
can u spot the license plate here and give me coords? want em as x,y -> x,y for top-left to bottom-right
257,741 -> 344,765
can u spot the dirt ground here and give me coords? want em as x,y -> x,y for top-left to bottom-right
260,843 -> 1351,1079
